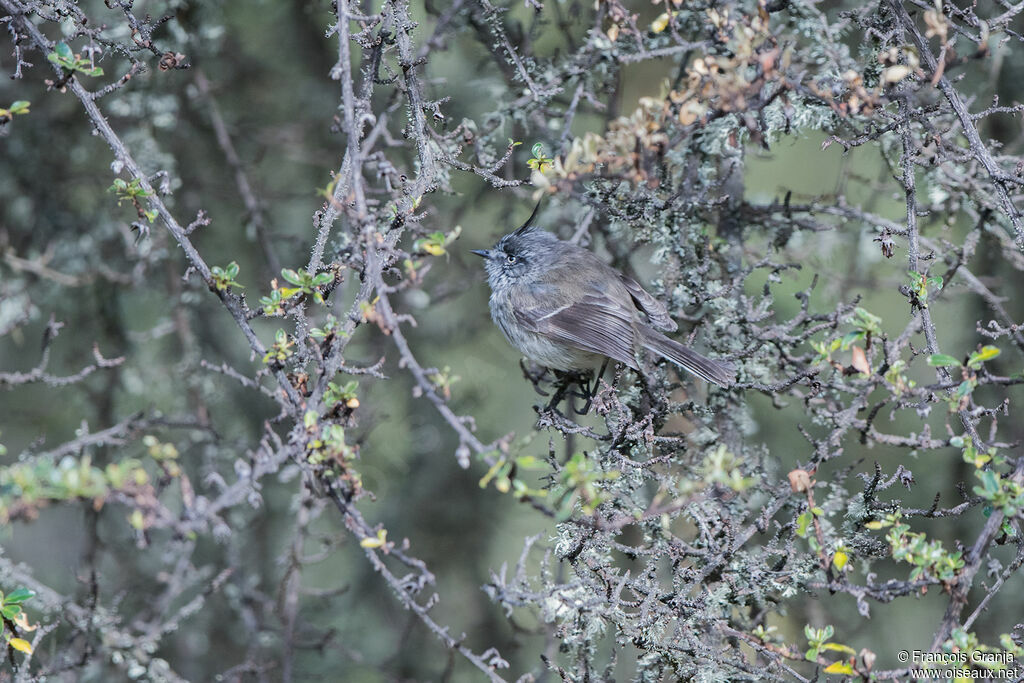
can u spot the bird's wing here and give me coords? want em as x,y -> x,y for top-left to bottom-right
512,286 -> 641,370
618,273 -> 677,332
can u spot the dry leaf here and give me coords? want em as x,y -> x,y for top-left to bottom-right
788,469 -> 812,492
924,9 -> 948,43
851,346 -> 870,375
882,65 -> 913,84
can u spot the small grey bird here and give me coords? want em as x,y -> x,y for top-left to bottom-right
471,212 -> 736,387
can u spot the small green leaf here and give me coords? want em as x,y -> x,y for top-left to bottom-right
967,345 -> 1000,369
853,307 -> 882,329
515,455 -> 543,469
840,331 -> 863,350
978,469 -> 1000,496
129,509 -> 146,529
954,380 -> 974,399
479,458 -> 506,489
1,604 -> 22,619
796,511 -> 813,538
4,588 -> 35,605
54,41 -> 73,61
927,354 -> 960,368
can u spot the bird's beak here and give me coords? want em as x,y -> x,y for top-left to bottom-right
469,249 -> 489,258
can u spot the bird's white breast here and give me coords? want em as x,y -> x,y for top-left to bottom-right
488,292 -> 600,371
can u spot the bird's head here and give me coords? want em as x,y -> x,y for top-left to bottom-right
471,204 -> 560,292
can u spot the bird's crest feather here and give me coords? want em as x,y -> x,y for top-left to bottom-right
511,198 -> 544,238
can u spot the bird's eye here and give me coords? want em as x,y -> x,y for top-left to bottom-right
506,254 -> 517,264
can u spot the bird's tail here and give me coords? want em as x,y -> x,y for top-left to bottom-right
639,327 -> 736,386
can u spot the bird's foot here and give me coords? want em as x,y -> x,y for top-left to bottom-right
520,359 -> 554,397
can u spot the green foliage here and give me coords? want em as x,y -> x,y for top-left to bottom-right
945,628 -> 1024,673
478,453 -> 547,498
0,455 -> 151,524
427,366 -> 460,400
108,178 -> 157,222
839,306 -> 882,349
869,512 -> 965,581
108,177 -> 152,202
968,345 -> 1001,369
210,262 -> 242,291
412,226 -> 461,257
810,337 -> 841,364
526,142 -> 554,174
928,345 -> 1000,370
0,100 -> 30,122
795,506 -> 824,550
261,268 -> 335,314
551,453 -> 620,519
960,440 -> 1024,518
1,588 -> 35,619
810,308 -> 884,368
927,353 -> 961,367
262,329 -> 294,364
681,444 -> 754,493
907,270 -> 943,307
305,423 -> 356,465
280,268 -> 334,301
324,380 -> 359,409
258,287 -> 290,316
883,359 -> 916,395
310,315 -> 343,341
1,587 -> 37,655
927,347 -> 1001,410
315,175 -> 340,201
803,624 -> 855,672
303,415 -> 359,489
142,435 -> 181,477
47,41 -> 104,76
951,376 -> 977,409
